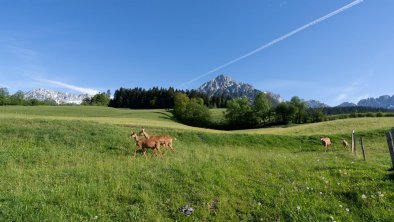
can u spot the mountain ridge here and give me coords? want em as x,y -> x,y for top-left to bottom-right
25,88 -> 91,105
197,74 -> 282,105
357,95 -> 394,109
305,100 -> 330,108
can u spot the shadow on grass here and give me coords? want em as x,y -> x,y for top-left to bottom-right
153,111 -> 175,121
383,168 -> 394,182
116,194 -> 142,205
107,145 -> 133,156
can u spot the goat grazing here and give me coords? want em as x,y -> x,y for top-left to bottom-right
342,139 -> 350,149
139,129 -> 176,152
320,137 -> 332,152
129,132 -> 162,158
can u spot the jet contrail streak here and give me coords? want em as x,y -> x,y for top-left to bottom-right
180,0 -> 364,87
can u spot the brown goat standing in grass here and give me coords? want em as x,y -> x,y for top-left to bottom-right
139,129 -> 176,152
342,139 -> 350,149
320,137 -> 332,152
129,132 -> 162,158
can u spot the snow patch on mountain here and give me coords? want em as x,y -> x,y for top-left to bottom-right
25,88 -> 91,104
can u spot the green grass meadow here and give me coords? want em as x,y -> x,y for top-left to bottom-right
0,106 -> 393,221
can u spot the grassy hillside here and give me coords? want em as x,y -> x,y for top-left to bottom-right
238,117 -> 394,136
2,106 -> 394,135
0,106 -> 393,221
0,106 -> 193,130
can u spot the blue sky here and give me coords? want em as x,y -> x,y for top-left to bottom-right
0,0 -> 393,106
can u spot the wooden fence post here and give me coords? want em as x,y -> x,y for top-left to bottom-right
385,132 -> 394,169
352,130 -> 357,155
391,128 -> 394,141
351,130 -> 355,154
360,137 -> 366,161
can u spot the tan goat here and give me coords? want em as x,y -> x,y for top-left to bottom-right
139,128 -> 176,152
320,137 -> 332,152
342,139 -> 350,149
129,132 -> 162,158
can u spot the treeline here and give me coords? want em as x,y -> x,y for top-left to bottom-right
325,111 -> 394,121
109,87 -> 231,109
321,106 -> 393,115
173,92 -> 326,130
224,95 -> 325,129
0,88 -> 58,106
82,92 -> 110,106
173,93 -> 211,127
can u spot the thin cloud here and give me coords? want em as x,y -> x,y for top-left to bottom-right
335,93 -> 348,101
180,0 -> 364,87
2,44 -> 99,95
355,94 -> 370,102
36,78 -> 99,95
0,83 -> 17,91
5,45 -> 39,62
334,80 -> 368,103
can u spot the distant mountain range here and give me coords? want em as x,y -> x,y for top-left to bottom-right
197,75 -> 394,109
358,95 -> 394,109
337,102 -> 357,107
307,96 -> 394,109
197,74 -> 282,105
22,76 -> 394,109
25,88 -> 90,105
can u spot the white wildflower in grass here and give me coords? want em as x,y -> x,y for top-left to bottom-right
339,204 -> 343,208
330,215 -> 334,220
320,192 -> 323,195
361,194 -> 367,199
337,182 -> 340,185
297,206 -> 301,211
378,192 -> 384,198
257,202 -> 262,206
94,216 -> 98,220
346,208 -> 350,212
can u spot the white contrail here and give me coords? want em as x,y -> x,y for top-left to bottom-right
180,0 -> 364,87
36,78 -> 99,95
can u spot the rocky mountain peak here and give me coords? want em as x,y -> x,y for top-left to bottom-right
214,74 -> 234,84
25,88 -> 91,105
357,94 -> 394,109
197,74 -> 282,105
198,75 -> 258,99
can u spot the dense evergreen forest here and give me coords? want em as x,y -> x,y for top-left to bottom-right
109,87 -> 231,109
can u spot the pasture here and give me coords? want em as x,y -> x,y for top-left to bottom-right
0,106 -> 393,221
